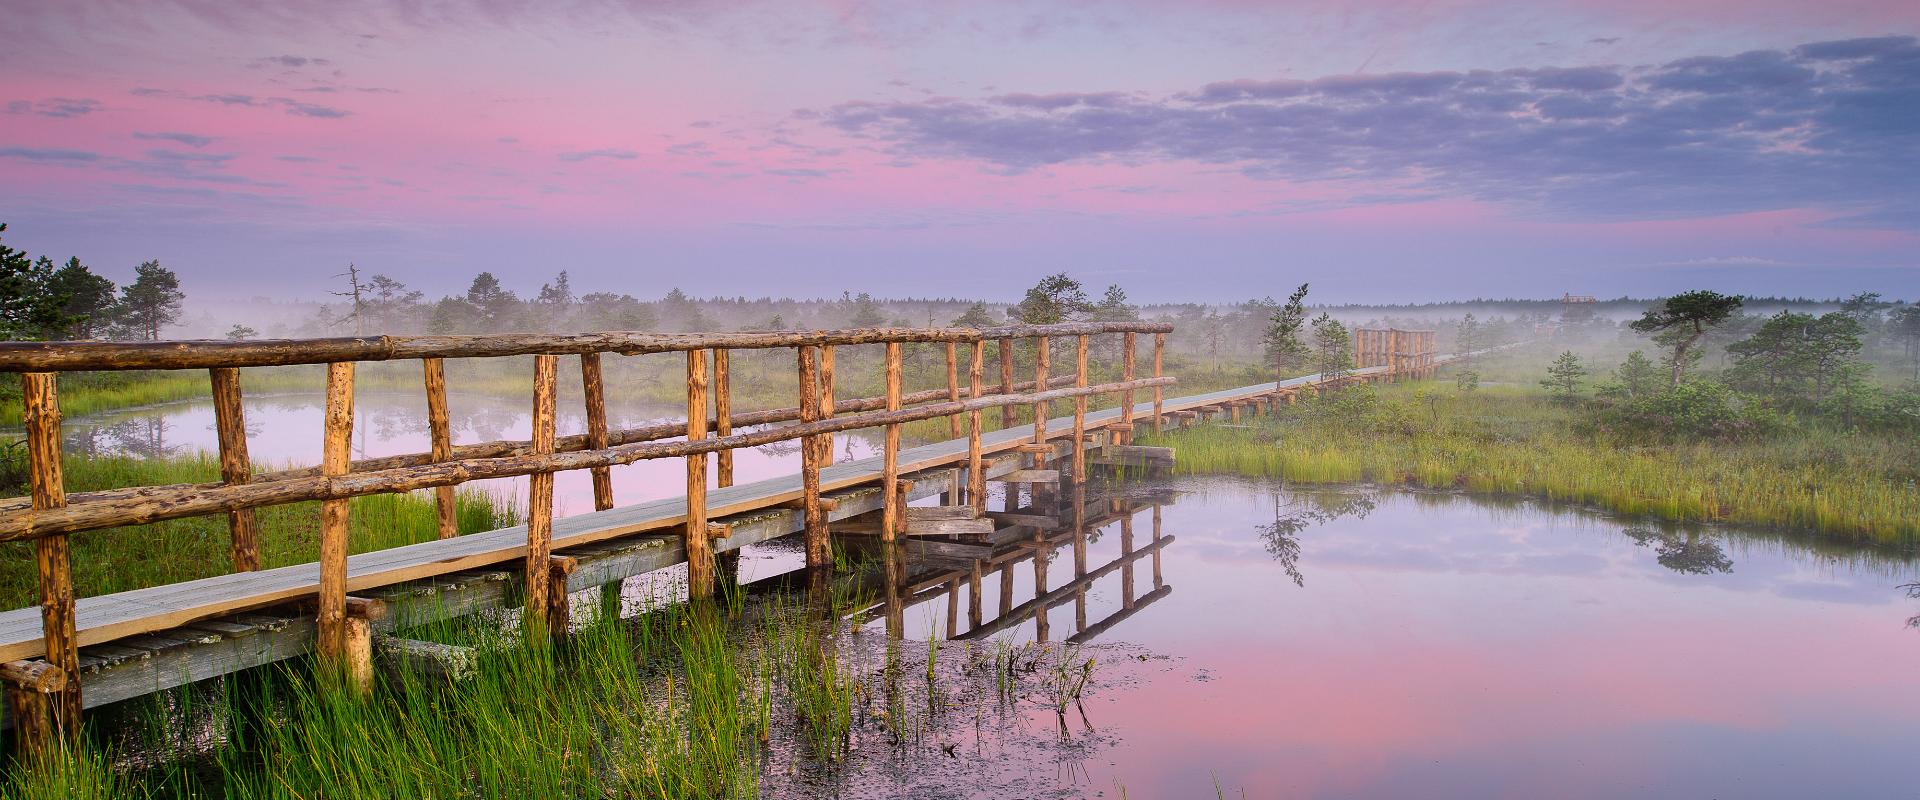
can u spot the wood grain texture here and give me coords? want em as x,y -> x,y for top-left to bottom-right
20,373 -> 79,740
208,367 -> 258,572
713,349 -> 732,489
525,355 -> 558,620
422,357 -> 459,538
684,350 -> 713,598
316,363 -> 354,665
882,342 -> 902,543
579,353 -> 614,511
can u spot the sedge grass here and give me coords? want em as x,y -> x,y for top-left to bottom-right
1148,383 -> 1920,545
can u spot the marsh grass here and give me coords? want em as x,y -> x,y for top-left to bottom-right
1150,382 -> 1920,545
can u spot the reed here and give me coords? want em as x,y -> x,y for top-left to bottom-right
1149,383 -> 1920,545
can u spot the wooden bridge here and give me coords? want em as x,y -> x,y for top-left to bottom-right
0,322 -> 1444,751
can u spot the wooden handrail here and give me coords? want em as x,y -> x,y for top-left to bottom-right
0,323 -> 1173,372
0,376 -> 1175,541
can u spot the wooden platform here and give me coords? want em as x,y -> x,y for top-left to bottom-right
0,362 -> 1423,710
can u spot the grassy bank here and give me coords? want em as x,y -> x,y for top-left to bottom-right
0,453 -> 517,609
0,569 -> 1104,798
1146,382 -> 1920,545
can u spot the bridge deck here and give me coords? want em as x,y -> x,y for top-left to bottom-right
0,369 -> 1386,664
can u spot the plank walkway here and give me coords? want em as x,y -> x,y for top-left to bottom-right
0,364 -> 1412,667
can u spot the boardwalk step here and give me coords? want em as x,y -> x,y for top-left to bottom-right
992,469 -> 1060,484
983,510 -> 1060,528
906,505 -> 979,521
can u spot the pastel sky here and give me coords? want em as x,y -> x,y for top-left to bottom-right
2,0 -> 1917,303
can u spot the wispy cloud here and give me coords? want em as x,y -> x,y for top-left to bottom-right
133,131 -> 217,148
6,97 -> 101,118
557,148 -> 639,162
820,36 -> 1920,230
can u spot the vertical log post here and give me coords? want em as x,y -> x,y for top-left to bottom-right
18,373 -> 79,744
1118,332 -> 1136,445
1152,332 -> 1165,435
967,341 -> 986,515
713,349 -> 733,489
819,346 -> 836,464
798,345 -> 827,569
317,363 -> 355,667
580,353 -> 614,511
526,354 -> 558,629
1071,335 -> 1088,483
1031,336 -> 1050,452
998,338 -> 1014,428
882,342 -> 903,542
945,342 -> 962,438
422,357 -> 459,538
209,367 -> 260,572
685,350 -> 715,599
967,560 -> 983,629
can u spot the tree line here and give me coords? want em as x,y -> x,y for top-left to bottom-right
0,223 -> 185,342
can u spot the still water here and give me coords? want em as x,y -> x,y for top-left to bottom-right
791,478 -> 1920,799
61,389 -> 880,519
64,397 -> 1920,798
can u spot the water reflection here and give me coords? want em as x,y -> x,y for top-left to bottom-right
53,390 -> 882,511
818,477 -> 1920,799
1622,524 -> 1735,575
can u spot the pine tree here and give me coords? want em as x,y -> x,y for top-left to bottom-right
118,260 -> 185,340
1091,284 -> 1137,321
950,302 -> 998,328
1310,313 -> 1351,380
48,257 -> 116,338
1261,283 -> 1311,379
1630,290 -> 1743,387
1011,273 -> 1091,324
1541,351 -> 1588,400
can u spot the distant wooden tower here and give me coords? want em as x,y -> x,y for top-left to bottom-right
1561,293 -> 1597,324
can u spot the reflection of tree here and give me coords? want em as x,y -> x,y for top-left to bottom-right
1900,582 -> 1919,630
66,417 -> 176,459
1622,525 -> 1733,575
1256,489 -> 1378,588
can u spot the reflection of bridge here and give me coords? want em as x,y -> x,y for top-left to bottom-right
0,324 -> 1463,750
841,487 -> 1174,645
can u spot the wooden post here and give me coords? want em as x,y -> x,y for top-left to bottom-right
713,349 -> 733,489
209,367 -> 260,572
342,599 -> 378,696
998,337 -> 1014,428
882,342 -> 902,542
18,373 -> 79,743
967,341 -> 986,515
819,346 -> 835,464
1071,335 -> 1088,483
580,353 -> 614,511
1031,336 -> 1050,450
4,660 -> 67,756
526,354 -> 558,626
1152,332 -> 1165,435
945,341 -> 962,439
685,350 -> 714,599
798,345 -> 827,568
968,560 -> 983,629
546,556 -> 577,638
422,357 -> 459,538
318,362 -> 355,667
1118,331 -> 1136,445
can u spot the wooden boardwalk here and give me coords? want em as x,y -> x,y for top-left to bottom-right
0,373 -> 1318,665
0,320 -> 1464,737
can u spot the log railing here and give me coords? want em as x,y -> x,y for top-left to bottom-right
0,321 -> 1172,744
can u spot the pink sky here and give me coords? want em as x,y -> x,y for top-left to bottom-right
2,0 -> 1916,302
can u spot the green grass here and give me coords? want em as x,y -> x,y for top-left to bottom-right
1147,382 -> 1920,545
0,452 -> 518,609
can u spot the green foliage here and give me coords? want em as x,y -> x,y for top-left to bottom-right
48,257 -> 117,339
116,260 -> 184,341
1260,283 -> 1311,377
1540,350 -> 1588,400
1629,289 -> 1743,386
0,223 -> 85,341
1598,350 -> 1661,400
1091,284 -> 1137,322
1309,312 -> 1351,380
1726,310 -> 1865,403
949,301 -> 998,328
1010,272 -> 1091,324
